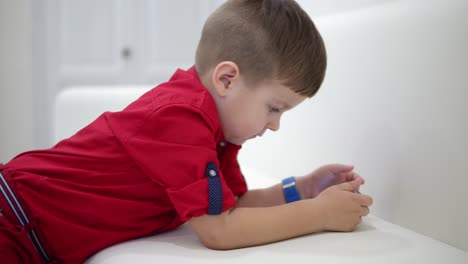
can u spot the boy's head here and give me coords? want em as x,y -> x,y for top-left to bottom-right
195,0 -> 327,145
195,0 -> 327,97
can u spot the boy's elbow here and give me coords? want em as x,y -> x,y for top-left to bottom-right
190,212 -> 235,250
198,229 -> 229,250
198,221 -> 238,250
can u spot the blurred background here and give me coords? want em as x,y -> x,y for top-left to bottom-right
1,0 -> 467,252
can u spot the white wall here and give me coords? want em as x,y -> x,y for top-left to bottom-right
0,0 -> 34,163
240,0 -> 468,251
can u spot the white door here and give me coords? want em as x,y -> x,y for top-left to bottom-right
32,0 -> 222,148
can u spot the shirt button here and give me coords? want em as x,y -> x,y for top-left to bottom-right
209,169 -> 217,177
219,141 -> 226,147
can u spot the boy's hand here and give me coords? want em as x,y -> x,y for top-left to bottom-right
314,179 -> 373,232
296,164 -> 365,199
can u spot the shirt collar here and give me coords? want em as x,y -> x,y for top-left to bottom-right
171,66 -> 241,149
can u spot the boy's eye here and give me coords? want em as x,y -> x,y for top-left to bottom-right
268,106 -> 281,113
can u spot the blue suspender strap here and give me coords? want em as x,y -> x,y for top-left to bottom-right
0,171 -> 51,263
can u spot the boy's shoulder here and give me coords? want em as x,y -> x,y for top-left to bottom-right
152,67 -> 212,111
123,67 -> 220,129
102,67 -> 222,145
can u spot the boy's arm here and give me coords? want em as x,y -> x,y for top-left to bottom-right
235,164 -> 367,208
190,199 -> 323,250
190,180 -> 372,250
234,183 -> 286,208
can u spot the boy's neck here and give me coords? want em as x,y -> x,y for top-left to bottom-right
196,67 -> 217,99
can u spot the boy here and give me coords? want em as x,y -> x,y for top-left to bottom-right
0,0 -> 372,263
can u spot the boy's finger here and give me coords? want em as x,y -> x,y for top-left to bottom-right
353,174 -> 365,185
342,172 -> 365,185
329,164 -> 354,173
338,179 -> 361,192
360,206 -> 370,216
357,194 -> 373,207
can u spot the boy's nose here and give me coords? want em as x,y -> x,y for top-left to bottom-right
267,119 -> 280,132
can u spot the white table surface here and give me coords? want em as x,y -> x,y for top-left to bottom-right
86,214 -> 468,264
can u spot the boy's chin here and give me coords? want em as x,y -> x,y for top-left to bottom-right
241,136 -> 258,144
226,135 -> 259,145
227,138 -> 248,145
228,140 -> 244,145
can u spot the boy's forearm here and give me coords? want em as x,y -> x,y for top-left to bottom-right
190,199 -> 324,250
235,183 -> 286,208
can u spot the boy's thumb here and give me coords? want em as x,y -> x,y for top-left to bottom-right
338,179 -> 361,192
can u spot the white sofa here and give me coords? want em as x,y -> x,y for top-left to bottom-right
52,86 -> 467,264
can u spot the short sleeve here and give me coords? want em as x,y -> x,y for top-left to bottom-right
119,105 -> 237,222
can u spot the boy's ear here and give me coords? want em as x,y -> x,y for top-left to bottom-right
211,61 -> 240,97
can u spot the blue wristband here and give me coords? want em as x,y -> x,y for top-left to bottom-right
282,177 -> 301,203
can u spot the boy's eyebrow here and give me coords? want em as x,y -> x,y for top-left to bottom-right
273,99 -> 291,110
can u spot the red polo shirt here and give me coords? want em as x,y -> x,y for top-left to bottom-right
0,67 -> 247,263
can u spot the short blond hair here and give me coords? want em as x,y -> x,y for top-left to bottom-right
195,0 -> 327,97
